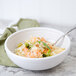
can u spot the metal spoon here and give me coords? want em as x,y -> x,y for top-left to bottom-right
52,26 -> 76,46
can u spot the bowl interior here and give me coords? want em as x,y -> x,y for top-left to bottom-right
6,27 -> 70,53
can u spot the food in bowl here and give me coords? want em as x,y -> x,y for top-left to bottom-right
5,27 -> 70,70
15,37 -> 65,58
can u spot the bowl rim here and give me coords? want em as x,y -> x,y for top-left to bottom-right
4,27 -> 71,60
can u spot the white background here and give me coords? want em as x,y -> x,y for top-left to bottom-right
0,0 -> 76,26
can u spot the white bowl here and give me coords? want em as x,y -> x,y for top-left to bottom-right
5,27 -> 70,70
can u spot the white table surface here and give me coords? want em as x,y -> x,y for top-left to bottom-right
0,20 -> 76,76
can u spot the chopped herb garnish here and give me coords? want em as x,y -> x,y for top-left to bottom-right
43,54 -> 47,57
42,42 -> 51,56
25,42 -> 33,49
38,41 -> 41,44
25,42 -> 29,47
42,42 -> 51,50
46,49 -> 51,56
17,43 -> 23,47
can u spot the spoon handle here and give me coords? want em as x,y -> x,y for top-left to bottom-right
53,26 -> 76,46
64,26 -> 76,36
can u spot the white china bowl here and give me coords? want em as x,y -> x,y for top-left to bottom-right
5,27 -> 70,70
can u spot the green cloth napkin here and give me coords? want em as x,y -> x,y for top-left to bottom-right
0,19 -> 40,67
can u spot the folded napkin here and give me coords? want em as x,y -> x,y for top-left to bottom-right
0,19 -> 40,67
